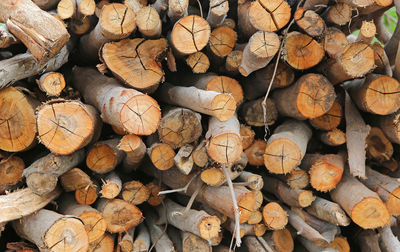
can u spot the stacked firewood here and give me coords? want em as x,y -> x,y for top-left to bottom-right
1,0 -> 400,251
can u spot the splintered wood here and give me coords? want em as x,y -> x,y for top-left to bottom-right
1,0 -> 400,251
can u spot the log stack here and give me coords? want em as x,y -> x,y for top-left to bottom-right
1,0 -> 400,251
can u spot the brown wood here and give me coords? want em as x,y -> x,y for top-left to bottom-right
323,27 -> 349,58
147,138 -> 175,170
192,141 -> 209,168
357,229 -> 382,252
36,72 -> 65,97
284,168 -> 310,190
248,210 -> 263,224
120,227 -> 135,252
238,171 -> 264,191
145,209 -> 176,252
59,168 -> 93,192
241,124 -> 255,151
200,154 -> 246,186
186,52 -> 210,73
225,50 -> 242,75
294,8 -> 326,37
0,0 -> 69,62
75,184 -> 98,205
57,0 -> 96,19
136,6 -> 162,38
273,73 -> 336,120
133,224 -> 150,252
174,144 -> 194,175
72,67 -> 161,135
87,138 -> 125,174
32,0 -> 59,10
70,16 -> 91,35
262,202 -> 288,230
240,98 -> 277,127
37,99 -> 102,155
366,127 -> 393,162
146,182 -> 165,206
208,26 -> 236,61
378,109 -> 400,144
122,180 -> 150,205
168,0 -> 189,24
310,100 -> 342,131
326,3 -> 353,26
23,149 -> 85,196
320,128 -> 346,146
0,25 -> 18,48
207,0 -> 229,28
0,155 -> 24,193
244,139 -> 266,166
100,171 -> 122,199
263,228 -> 294,252
264,120 -> 312,174
372,42 -> 392,76
329,237 -> 350,252
356,20 -> 376,44
124,0 -> 145,14
305,196 -> 351,226
88,234 -> 114,252
119,134 -> 146,173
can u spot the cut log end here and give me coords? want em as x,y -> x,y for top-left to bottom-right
0,156 -> 24,190
264,138 -> 301,174
75,185 -> 98,205
240,124 -> 255,150
320,128 -> 346,146
363,76 -> 400,115
207,76 -> 243,106
147,183 -> 165,206
186,52 -> 210,73
298,190 -> 315,207
310,100 -> 342,130
341,43 -> 375,78
79,211 -> 107,243
286,169 -> 309,190
100,199 -> 143,233
208,133 -> 242,164
327,3 -> 352,26
386,186 -> 400,217
209,26 -> 237,58
26,173 -> 57,196
37,72 -> 66,97
87,144 -> 118,174
262,202 -> 288,230
100,3 -> 136,40
149,143 -> 175,170
272,228 -> 294,252
199,216 -> 221,240
249,0 -> 291,32
122,180 -> 150,205
352,197 -> 390,229
136,6 -> 161,38
211,93 -> 237,122
238,191 -> 257,223
88,234 -> 114,252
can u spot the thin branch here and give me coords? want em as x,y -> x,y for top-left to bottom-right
158,170 -> 201,195
256,236 -> 274,252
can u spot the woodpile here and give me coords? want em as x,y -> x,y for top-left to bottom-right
2,0 -> 400,251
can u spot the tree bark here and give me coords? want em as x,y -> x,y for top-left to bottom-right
0,24 -> 18,48
59,167 -> 93,192
207,0 -> 229,28
100,171 -> 122,199
305,197 -> 351,226
240,98 -> 277,127
119,134 -> 146,173
0,155 -> 25,193
133,223 -> 150,252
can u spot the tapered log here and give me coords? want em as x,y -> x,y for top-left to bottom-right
323,27 -> 349,58
157,83 -> 236,122
100,171 -> 122,199
240,98 -> 277,127
192,141 -> 209,168
263,228 -> 294,252
0,0 -> 69,62
306,197 -> 351,226
186,52 -> 210,73
264,120 -> 312,174
206,114 -> 242,164
356,21 -> 376,44
120,227 -> 135,252
171,15 -> 211,55
119,134 -> 146,173
263,177 -> 315,208
330,169 -> 391,229
37,100 -> 102,155
320,128 -> 346,146
300,154 -> 345,192
326,3 -> 353,26
158,107 -> 202,149
146,182 -> 165,206
207,0 -> 229,28
0,155 -> 24,193
0,25 -> 18,48
345,91 -> 370,178
329,237 -> 350,252
59,194 -> 107,243
379,226 -> 400,252
60,168 -> 93,192
75,184 -> 98,205
208,26 -> 236,61
133,224 -> 150,252
357,230 -> 381,252
57,0 -> 95,19
87,138 -> 125,174
0,46 -> 69,88
147,137 -> 175,170
122,180 -> 150,205
23,150 -> 85,196
145,209 -> 176,252
72,67 -> 161,135
239,31 -> 280,76
243,61 -> 295,100
366,127 -> 393,162
238,171 -> 264,191
175,144 -> 194,175
262,202 -> 288,230
244,139 -> 266,166
13,209 -> 89,252
101,38 -> 168,93
88,234 -> 114,252
273,73 -> 336,120
283,32 -> 324,70
294,8 -> 326,37
36,72 -> 65,97
284,168 -> 309,190
310,100 -> 342,131
79,3 -> 136,62
97,198 -> 143,233
168,0 -> 189,24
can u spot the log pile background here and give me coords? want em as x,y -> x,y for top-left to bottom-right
1,0 -> 400,251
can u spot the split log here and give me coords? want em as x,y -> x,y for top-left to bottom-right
263,176 -> 315,208
86,138 -> 125,174
366,127 -> 393,162
357,230 -> 381,252
57,0 -> 96,19
283,168 -> 309,190
294,8 -> 326,37
157,107 -> 202,149
262,202 -> 288,230
320,128 -> 346,146
238,31 -> 280,76
147,136 -> 175,170
0,45 -> 68,88
79,3 -> 136,62
309,100 -> 342,131
305,197 -> 351,226
273,73 -> 336,120
322,27 -> 349,59
244,139 -> 266,166
263,228 -> 295,252
122,180 -> 150,205
171,15 -> 211,55
145,209 -> 176,252
97,198 -> 143,233
133,224 -> 150,252
0,25 -> 18,48
241,124 -> 255,150
136,6 -> 162,38
356,21 -> 376,44
88,234 -> 114,252
146,182 -> 165,206
282,32 -> 324,70
58,194 -> 107,243
168,0 -> 189,24
208,26 -> 236,62
72,67 -> 161,135
264,120 -> 312,174
192,141 -> 209,168
330,169 -> 391,229
157,83 -> 236,122
120,227 -> 135,252
207,0 -> 229,28
0,0 -> 69,62
12,209 -> 89,252
0,187 -> 61,223
37,99 -> 102,155
326,3 -> 353,26
174,144 -> 194,175
119,134 -> 146,173
36,72 -> 66,97
300,153 -> 345,192
238,171 -> 264,191
100,38 -> 168,93
206,114 -> 242,164
0,155 -> 25,193
100,171 -> 122,199
186,52 -> 210,73
75,184 -> 98,205
379,226 -> 400,252
23,149 -> 85,196
240,98 -> 278,127
225,50 -> 242,75
59,168 -> 93,192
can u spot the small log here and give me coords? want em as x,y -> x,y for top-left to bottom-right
36,72 -> 65,97
122,180 -> 150,205
238,171 -> 264,191
273,73 -> 336,120
224,218 -> 267,238
97,198 -> 143,233
171,15 -> 211,55
372,42 -> 392,77
100,171 -> 122,199
326,3 -> 353,26
379,226 -> 400,252
294,8 -> 326,37
305,196 -> 351,226
263,176 -> 315,208
158,107 -> 202,149
244,139 -> 266,166
240,98 -> 277,127
309,100 -> 342,131
146,182 -> 165,206
356,20 -> 376,44
75,184 -> 98,205
136,6 -> 162,39
238,31 -> 280,76
86,138 -> 125,174
366,127 -> 393,162
58,194 -> 107,243
37,99 -> 102,155
157,83 -> 236,122
0,46 -> 69,88
300,153 -> 345,192
181,231 -> 211,252
208,26 -> 236,62
0,0 -> 69,62
206,114 -> 242,164
378,110 -> 400,144
23,150 -> 85,196
0,187 -> 61,223
192,141 -> 209,168
264,120 -> 312,174
145,209 -> 176,252
59,168 -> 93,192
207,0 -> 229,28
322,27 -> 349,58
133,224 -> 150,252
224,50 -> 242,75
200,154 -> 246,186
330,169 -> 391,229
297,236 -> 336,252
329,237 -> 350,252
147,136 -> 176,170
175,144 -> 194,175
357,230 -> 381,252
0,155 -> 25,193
241,124 -> 255,150
120,227 -> 135,252
320,128 -> 346,146
248,210 -> 263,224
345,91 -> 371,178
282,32 -> 324,70
186,52 -> 210,73
262,202 -> 288,230
0,25 -> 18,48
263,228 -> 295,252
119,134 -> 146,173
79,3 -> 136,62
283,168 -> 309,190
57,0 -> 96,19
72,67 -> 161,135
124,0 -> 144,14
70,16 -> 91,35
13,209 -> 88,252
88,234 -> 114,252
168,0 -> 189,24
